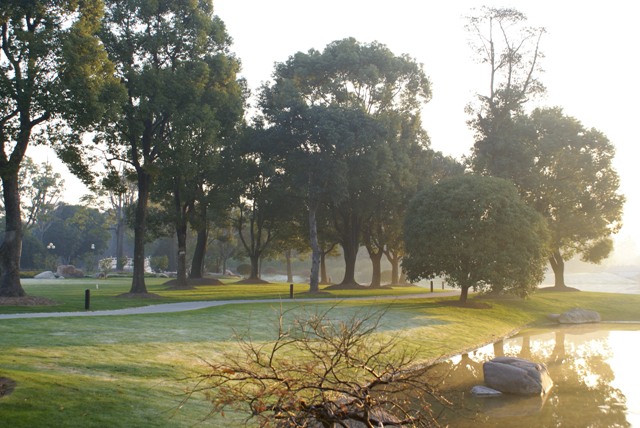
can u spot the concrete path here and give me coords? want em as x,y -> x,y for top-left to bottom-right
0,291 -> 461,320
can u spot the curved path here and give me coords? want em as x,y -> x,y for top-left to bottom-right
0,291 -> 460,320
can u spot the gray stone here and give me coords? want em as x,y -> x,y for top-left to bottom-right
483,357 -> 553,396
56,265 -> 84,278
558,308 -> 601,324
34,271 -> 58,279
471,385 -> 503,397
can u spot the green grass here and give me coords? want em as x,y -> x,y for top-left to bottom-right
0,282 -> 639,426
0,278 -> 441,313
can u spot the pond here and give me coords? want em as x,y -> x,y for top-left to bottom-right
424,324 -> 640,427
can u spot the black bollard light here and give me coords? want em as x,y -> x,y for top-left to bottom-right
430,280 -> 434,293
290,283 -> 294,299
85,289 -> 90,310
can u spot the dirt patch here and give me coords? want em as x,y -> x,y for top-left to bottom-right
232,278 -> 271,285
116,292 -> 162,299
0,378 -> 16,398
0,296 -> 57,306
163,278 -> 223,287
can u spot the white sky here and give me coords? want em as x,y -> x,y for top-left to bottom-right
29,0 -> 640,262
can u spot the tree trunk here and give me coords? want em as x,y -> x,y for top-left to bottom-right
384,250 -> 402,285
549,249 -> 566,288
285,249 -> 293,283
459,284 -> 470,303
0,171 -> 26,297
308,202 -> 321,292
369,249 -> 383,287
130,170 -> 150,294
115,211 -> 126,271
175,220 -> 189,288
337,213 -> 360,286
189,212 -> 209,278
248,254 -> 260,281
320,252 -> 329,285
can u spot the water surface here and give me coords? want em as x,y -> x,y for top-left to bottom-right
425,324 -> 640,427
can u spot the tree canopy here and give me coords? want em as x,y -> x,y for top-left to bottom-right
403,175 -> 550,302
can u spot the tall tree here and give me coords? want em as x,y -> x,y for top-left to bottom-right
0,0 -> 121,296
512,108 -> 624,287
98,0 -> 235,294
467,6 -> 545,177
261,38 -> 431,289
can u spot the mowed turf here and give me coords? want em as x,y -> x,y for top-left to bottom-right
0,280 -> 639,426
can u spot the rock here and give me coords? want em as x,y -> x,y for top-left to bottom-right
547,313 -> 560,321
558,308 -> 601,324
34,271 -> 58,279
483,357 -> 553,396
471,385 -> 503,397
56,265 -> 84,278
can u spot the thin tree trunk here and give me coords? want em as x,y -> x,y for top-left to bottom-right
549,249 -> 566,288
285,249 -> 293,283
308,201 -> 321,292
175,221 -> 189,288
190,201 -> 207,279
130,170 -> 150,294
0,171 -> 26,297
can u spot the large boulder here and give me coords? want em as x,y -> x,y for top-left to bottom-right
56,265 -> 84,278
558,308 -> 601,324
483,357 -> 553,396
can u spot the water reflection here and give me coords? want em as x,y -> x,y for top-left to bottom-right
425,324 -> 640,427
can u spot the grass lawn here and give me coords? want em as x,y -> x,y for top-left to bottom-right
0,280 -> 639,426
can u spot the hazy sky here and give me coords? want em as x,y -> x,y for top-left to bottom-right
213,0 -> 640,259
31,0 -> 640,261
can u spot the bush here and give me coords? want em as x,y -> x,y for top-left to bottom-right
188,307 -> 446,427
150,255 -> 169,273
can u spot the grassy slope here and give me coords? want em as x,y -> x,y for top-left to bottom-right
0,282 -> 639,426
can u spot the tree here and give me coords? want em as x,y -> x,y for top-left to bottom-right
511,108 -> 624,288
97,0 -> 235,294
261,38 -> 432,289
100,166 -> 136,271
43,204 -> 110,267
232,127 -> 294,282
188,306 -> 445,427
403,175 -> 549,303
467,6 -> 546,177
0,0 -> 122,296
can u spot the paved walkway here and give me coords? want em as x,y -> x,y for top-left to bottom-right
0,291 -> 461,320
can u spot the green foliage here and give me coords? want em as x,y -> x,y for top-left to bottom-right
150,256 -> 169,273
403,175 -> 550,301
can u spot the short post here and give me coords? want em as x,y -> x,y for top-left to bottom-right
289,283 -> 294,299
430,280 -> 433,293
84,289 -> 91,310
442,281 -> 445,290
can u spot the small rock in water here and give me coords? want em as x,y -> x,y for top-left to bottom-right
471,385 -> 503,397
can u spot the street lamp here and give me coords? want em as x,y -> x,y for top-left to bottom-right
47,242 -> 55,250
